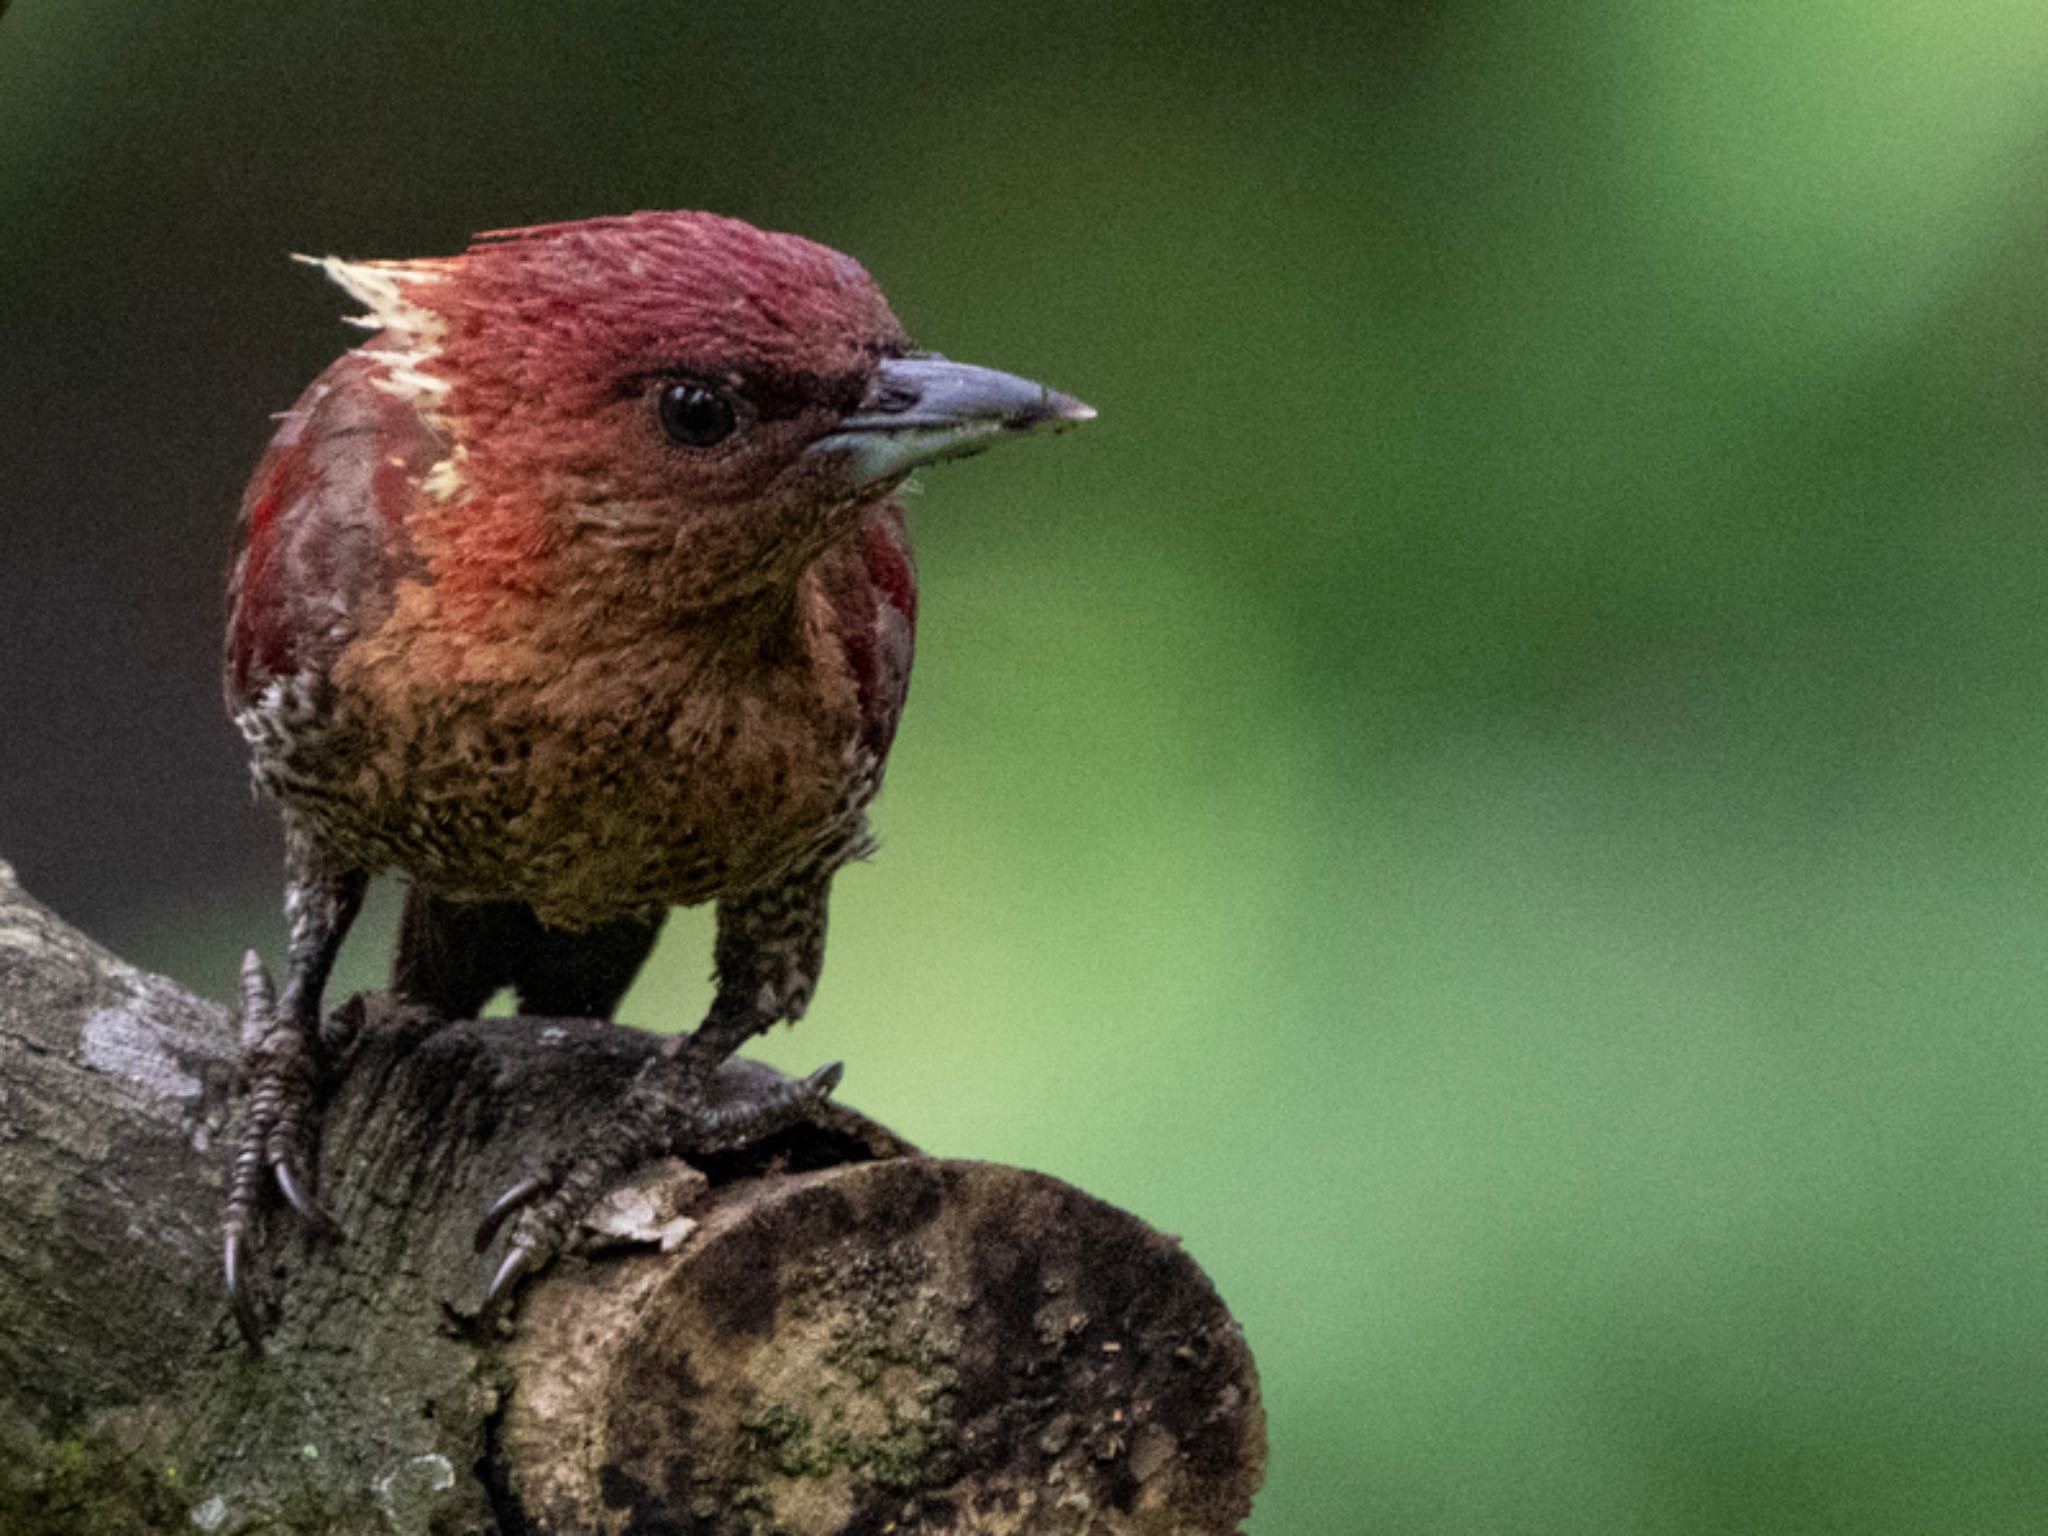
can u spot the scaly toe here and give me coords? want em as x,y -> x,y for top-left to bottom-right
471,1058 -> 848,1324
220,948 -> 344,1342
692,1058 -> 845,1151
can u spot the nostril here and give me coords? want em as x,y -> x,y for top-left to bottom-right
866,378 -> 922,415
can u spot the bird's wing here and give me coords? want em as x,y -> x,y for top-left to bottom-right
225,350 -> 442,710
821,502 -> 918,762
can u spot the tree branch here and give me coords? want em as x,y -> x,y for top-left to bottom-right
0,859 -> 1264,1534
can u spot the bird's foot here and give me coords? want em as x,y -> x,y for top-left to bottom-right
222,951 -> 345,1348
473,1049 -> 844,1325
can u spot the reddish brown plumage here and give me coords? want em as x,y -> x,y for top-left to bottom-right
379,215 -> 905,631
227,213 -> 921,926
221,210 -> 1089,1337
232,213 -> 909,698
228,351 -> 435,704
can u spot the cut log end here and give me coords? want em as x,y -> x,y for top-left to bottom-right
499,1158 -> 1266,1536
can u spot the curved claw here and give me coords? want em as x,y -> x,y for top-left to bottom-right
468,1057 -> 853,1331
225,1230 -> 263,1351
270,1158 -> 344,1244
480,1240 -> 541,1325
475,1176 -> 549,1254
269,1158 -> 320,1230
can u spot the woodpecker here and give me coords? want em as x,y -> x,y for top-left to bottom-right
222,211 -> 1092,1342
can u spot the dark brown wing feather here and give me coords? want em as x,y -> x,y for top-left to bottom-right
394,887 -> 665,1020
820,502 -> 917,763
225,352 -> 439,709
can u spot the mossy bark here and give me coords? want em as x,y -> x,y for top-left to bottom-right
0,860 -> 1264,1534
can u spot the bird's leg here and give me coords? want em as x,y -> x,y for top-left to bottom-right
222,823 -> 367,1347
476,872 -> 839,1318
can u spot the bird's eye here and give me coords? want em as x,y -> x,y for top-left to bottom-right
658,381 -> 738,448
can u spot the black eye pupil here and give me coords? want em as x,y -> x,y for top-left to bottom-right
659,382 -> 736,447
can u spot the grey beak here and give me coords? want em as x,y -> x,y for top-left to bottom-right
807,355 -> 1096,490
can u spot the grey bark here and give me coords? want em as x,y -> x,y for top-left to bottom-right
0,859 -> 1265,1534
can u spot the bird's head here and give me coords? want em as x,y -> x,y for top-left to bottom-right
305,211 -> 1092,619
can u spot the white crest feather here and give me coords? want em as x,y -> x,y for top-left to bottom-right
293,253 -> 453,405
294,252 -> 463,495
294,253 -> 444,333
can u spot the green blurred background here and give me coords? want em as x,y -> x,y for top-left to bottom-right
6,2 -> 2048,1530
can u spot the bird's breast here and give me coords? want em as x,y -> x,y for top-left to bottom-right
249,585 -> 879,928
